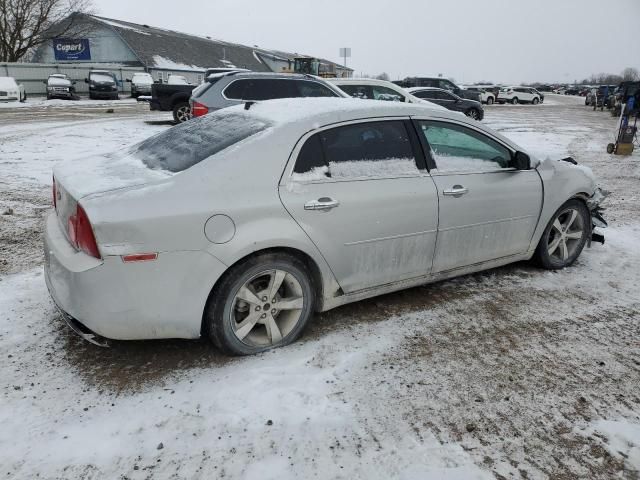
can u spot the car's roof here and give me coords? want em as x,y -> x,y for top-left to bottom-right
50,74 -> 68,78
217,97 -> 463,127
406,87 -> 443,92
327,78 -> 398,85
90,70 -> 112,74
223,72 -> 327,81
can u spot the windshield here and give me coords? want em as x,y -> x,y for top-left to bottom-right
168,76 -> 189,85
48,77 -> 71,86
91,73 -> 115,84
130,112 -> 270,172
133,74 -> 153,84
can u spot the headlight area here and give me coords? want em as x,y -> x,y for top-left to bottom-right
588,187 -> 609,245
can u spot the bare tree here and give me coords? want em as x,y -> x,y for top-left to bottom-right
621,67 -> 640,82
375,72 -> 390,81
0,0 -> 94,62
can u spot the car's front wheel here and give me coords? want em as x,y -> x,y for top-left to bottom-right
532,97 -> 539,105
534,199 -> 590,269
486,96 -> 494,105
205,253 -> 316,355
466,108 -> 481,120
512,97 -> 519,104
173,102 -> 191,123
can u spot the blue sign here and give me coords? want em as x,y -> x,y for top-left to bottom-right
53,38 -> 91,61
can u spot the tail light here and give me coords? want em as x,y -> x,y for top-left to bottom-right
67,204 -> 101,259
191,101 -> 209,117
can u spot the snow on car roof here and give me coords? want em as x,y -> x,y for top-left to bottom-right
0,77 -> 18,89
215,97 -> 461,128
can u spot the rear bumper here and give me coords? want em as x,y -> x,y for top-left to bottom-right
44,212 -> 227,341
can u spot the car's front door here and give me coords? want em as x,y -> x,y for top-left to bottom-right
415,119 -> 543,273
279,119 -> 439,293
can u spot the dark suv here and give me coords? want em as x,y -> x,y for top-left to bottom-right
189,72 -> 347,117
394,77 -> 481,102
85,70 -> 119,100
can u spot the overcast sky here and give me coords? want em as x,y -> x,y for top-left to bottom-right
91,0 -> 639,84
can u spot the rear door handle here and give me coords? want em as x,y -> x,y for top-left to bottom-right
443,185 -> 469,196
304,197 -> 340,211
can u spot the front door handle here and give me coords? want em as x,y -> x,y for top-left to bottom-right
304,197 -> 340,211
443,185 -> 469,197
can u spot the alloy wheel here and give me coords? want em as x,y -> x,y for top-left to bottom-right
546,207 -> 585,263
230,269 -> 305,347
175,105 -> 192,123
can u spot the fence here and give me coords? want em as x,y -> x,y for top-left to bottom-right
0,63 -> 146,96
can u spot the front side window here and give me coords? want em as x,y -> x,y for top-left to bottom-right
338,84 -> 374,99
292,121 -> 419,180
372,86 -> 405,102
418,121 -> 511,173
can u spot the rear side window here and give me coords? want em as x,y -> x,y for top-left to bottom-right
224,79 -> 297,100
131,113 -> 270,172
292,121 -> 419,180
295,80 -> 337,97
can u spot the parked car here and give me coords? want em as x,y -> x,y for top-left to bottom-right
127,72 -> 154,98
585,88 -> 597,106
149,81 -> 196,123
327,78 -> 445,109
394,77 -> 482,102
407,87 -> 484,119
497,86 -> 541,104
565,87 -> 581,96
85,70 -> 119,100
167,75 -> 190,85
45,74 -> 75,100
0,76 -> 26,102
44,98 -> 606,354
461,86 -> 495,104
189,72 -> 347,118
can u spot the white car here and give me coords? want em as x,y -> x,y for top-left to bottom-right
0,76 -> 26,102
327,78 -> 445,109
45,98 -> 605,355
461,86 -> 496,105
128,72 -> 154,98
167,75 -> 190,85
498,86 -> 542,105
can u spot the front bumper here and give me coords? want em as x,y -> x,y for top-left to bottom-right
44,212 -> 227,342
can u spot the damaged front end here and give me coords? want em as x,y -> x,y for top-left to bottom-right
587,187 -> 609,245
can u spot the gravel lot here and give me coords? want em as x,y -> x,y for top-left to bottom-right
1,95 -> 639,479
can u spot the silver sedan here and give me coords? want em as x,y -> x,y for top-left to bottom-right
44,98 -> 606,355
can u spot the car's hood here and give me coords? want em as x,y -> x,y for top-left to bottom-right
53,150 -> 173,200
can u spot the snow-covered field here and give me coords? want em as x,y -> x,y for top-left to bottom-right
1,95 -> 639,479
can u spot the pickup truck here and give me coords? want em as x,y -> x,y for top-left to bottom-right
148,80 -> 194,123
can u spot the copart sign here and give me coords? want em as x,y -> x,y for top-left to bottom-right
53,38 -> 91,61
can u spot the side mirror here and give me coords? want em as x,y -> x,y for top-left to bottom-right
512,151 -> 531,170
84,78 -> 88,83
42,80 -> 47,84
126,78 -> 131,82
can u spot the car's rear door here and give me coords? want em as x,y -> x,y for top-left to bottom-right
279,119 -> 439,293
414,118 -> 542,273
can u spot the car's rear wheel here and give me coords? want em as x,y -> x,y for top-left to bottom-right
487,96 -> 494,105
534,199 -> 590,269
173,102 -> 191,123
466,108 -> 480,120
205,253 -> 316,355
532,97 -> 539,105
512,97 -> 519,105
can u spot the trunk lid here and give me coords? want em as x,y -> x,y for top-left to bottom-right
53,150 -> 172,242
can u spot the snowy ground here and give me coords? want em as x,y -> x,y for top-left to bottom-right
1,94 -> 639,479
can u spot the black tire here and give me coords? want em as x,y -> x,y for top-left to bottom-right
465,108 -> 480,120
204,253 -> 316,355
172,102 -> 191,123
606,143 -> 615,154
20,91 -> 27,103
533,199 -> 590,270
512,97 -> 519,105
486,96 -> 494,105
532,97 -> 539,105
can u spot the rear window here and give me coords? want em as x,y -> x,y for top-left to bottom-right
130,113 -> 270,172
